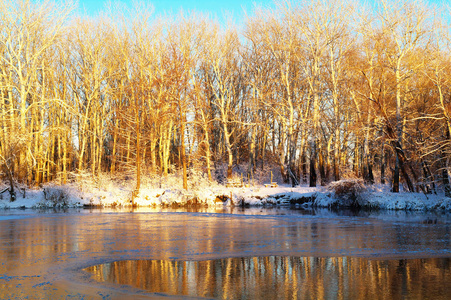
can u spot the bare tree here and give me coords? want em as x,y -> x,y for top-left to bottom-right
204,25 -> 243,179
0,0 -> 74,184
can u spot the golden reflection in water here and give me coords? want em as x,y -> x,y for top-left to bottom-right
85,256 -> 451,299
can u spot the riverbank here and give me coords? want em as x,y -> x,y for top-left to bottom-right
1,177 -> 451,211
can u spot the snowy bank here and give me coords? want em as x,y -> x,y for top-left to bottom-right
1,179 -> 451,211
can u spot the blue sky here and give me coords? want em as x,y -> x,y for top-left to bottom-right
76,0 -> 446,24
77,0 -> 275,20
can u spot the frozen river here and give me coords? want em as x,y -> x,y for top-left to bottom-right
1,207 -> 451,299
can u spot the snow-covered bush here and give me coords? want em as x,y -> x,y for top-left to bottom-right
43,187 -> 69,207
188,168 -> 219,190
327,179 -> 367,208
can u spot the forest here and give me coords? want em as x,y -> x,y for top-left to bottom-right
1,0 -> 451,196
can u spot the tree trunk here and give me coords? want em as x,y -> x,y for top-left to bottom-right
110,118 -> 119,174
62,134 -> 68,184
319,146 -> 326,186
422,160 -> 435,194
310,76 -> 320,187
163,121 -> 173,176
248,126 -> 257,177
204,128 -> 212,181
180,112 -> 188,190
261,128 -> 267,171
223,116 -> 234,179
298,136 -> 307,184
393,154 -> 400,192
442,160 -> 451,198
98,110 -> 104,174
354,137 -> 360,177
333,131 -> 340,181
380,141 -> 386,185
91,114 -> 97,177
149,130 -> 156,174
278,122 -> 288,183
135,108 -> 141,195
363,113 -> 374,184
442,130 -> 451,197
126,131 -> 131,167
309,140 -> 317,187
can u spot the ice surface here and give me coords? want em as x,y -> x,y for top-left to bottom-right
1,209 -> 450,299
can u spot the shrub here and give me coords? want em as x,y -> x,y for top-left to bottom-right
43,187 -> 69,207
327,179 -> 366,208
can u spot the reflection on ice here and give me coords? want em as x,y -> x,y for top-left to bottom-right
85,256 -> 451,299
1,209 -> 451,299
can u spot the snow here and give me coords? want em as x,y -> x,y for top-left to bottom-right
1,176 -> 451,211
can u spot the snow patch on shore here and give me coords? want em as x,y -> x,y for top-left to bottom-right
1,178 -> 451,211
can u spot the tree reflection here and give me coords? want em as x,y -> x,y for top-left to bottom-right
85,256 -> 451,299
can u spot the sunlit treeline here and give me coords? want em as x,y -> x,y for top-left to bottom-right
85,256 -> 451,299
1,0 -> 451,193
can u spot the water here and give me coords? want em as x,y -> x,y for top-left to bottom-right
85,256 -> 451,299
1,207 -> 450,299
